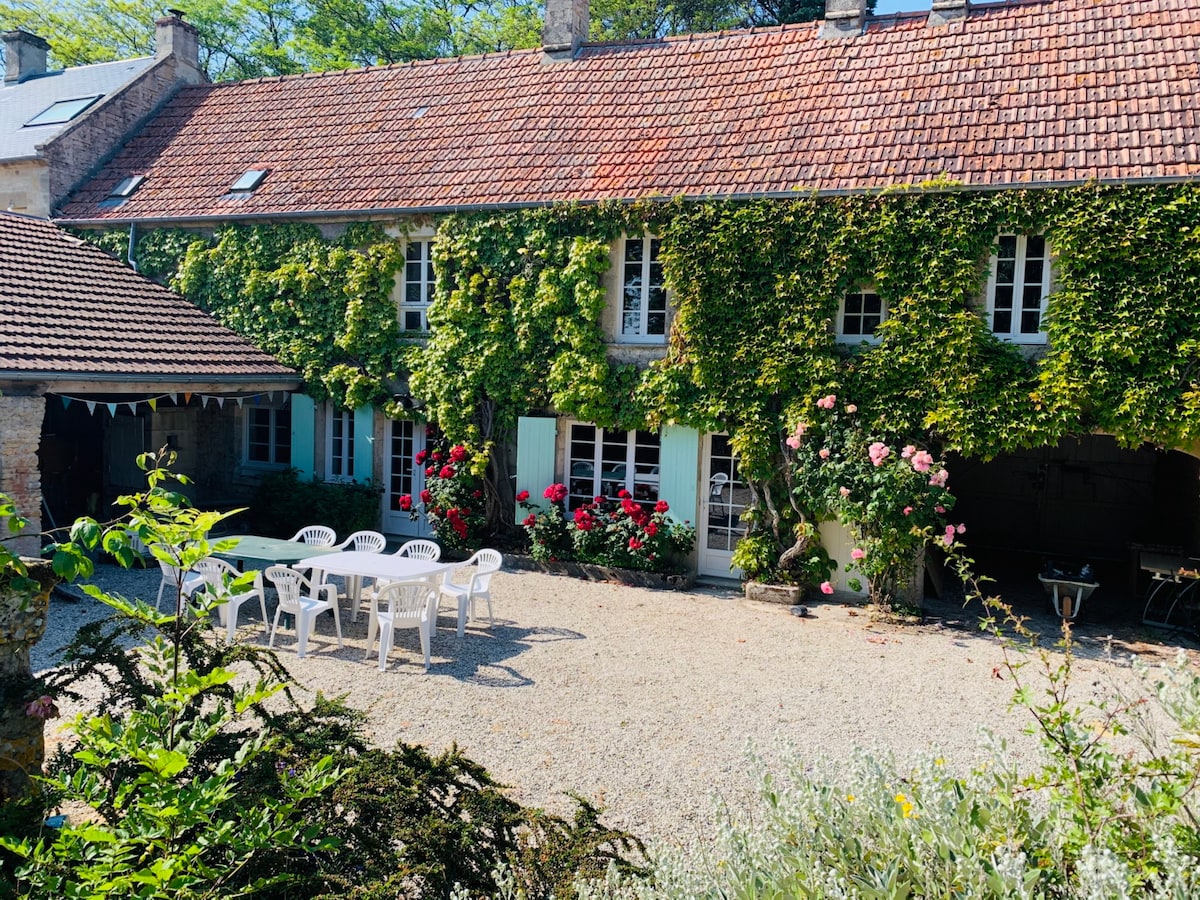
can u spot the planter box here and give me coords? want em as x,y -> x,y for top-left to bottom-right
744,581 -> 803,605
506,554 -> 695,591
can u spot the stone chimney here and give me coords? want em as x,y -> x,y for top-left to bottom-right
820,0 -> 867,39
543,0 -> 589,61
155,10 -> 200,69
928,0 -> 969,26
3,29 -> 50,83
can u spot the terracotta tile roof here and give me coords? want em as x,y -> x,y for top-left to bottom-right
0,211 -> 296,382
58,0 -> 1200,223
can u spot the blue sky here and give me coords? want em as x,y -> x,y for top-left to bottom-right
874,0 -> 932,13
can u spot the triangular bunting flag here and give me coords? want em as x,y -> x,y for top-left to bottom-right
282,393 -> 290,407
183,393 -> 192,405
268,391 -> 275,402
126,402 -> 137,414
61,396 -> 71,408
85,401 -> 96,415
235,397 -> 243,408
148,398 -> 158,412
253,394 -> 261,405
216,397 -> 225,409
169,393 -> 178,405
106,403 -> 117,417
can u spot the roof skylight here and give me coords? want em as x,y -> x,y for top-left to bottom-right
108,175 -> 145,199
230,169 -> 269,192
25,95 -> 103,127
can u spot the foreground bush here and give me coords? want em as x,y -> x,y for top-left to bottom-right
0,452 -> 646,899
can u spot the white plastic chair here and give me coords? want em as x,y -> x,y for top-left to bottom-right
265,565 -> 343,658
193,557 -> 269,643
289,525 -> 337,546
333,531 -> 388,621
372,580 -> 438,672
439,549 -> 502,637
397,539 -> 441,561
155,559 -> 204,611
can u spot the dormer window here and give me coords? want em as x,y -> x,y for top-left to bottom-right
108,175 -> 145,199
987,234 -> 1051,343
837,288 -> 885,343
230,169 -> 269,193
618,234 -> 666,343
24,95 -> 101,126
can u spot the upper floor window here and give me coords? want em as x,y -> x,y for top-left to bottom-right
837,289 -> 885,342
619,235 -> 666,343
566,423 -> 660,511
988,234 -> 1051,343
245,406 -> 291,466
326,406 -> 355,481
401,239 -> 435,332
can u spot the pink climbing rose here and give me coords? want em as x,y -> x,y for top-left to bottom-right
820,581 -> 834,594
929,468 -> 949,488
839,486 -> 851,497
819,448 -> 831,459
851,547 -> 865,560
910,450 -> 934,473
868,442 -> 891,467
903,506 -> 914,516
943,525 -> 957,546
816,394 -> 837,410
901,445 -> 916,459
845,404 -> 857,413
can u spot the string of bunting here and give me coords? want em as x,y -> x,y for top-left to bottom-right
49,390 -> 290,417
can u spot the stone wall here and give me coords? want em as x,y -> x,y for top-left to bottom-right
0,160 -> 49,217
0,394 -> 44,556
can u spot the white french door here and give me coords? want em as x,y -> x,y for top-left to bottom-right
698,433 -> 748,578
382,419 -> 431,537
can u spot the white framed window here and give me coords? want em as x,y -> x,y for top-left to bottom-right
325,406 -> 355,481
245,406 -> 291,466
565,423 -> 660,510
400,238 -> 435,332
618,234 -> 667,343
987,234 -> 1051,342
837,288 -> 885,342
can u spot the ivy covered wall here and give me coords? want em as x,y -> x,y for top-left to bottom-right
86,183 -> 1200,540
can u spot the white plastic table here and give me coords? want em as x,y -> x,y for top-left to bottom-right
298,551 -> 450,656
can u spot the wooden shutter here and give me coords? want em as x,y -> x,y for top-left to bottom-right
658,424 -> 700,524
353,405 -> 374,483
515,416 -> 558,522
290,394 -> 315,480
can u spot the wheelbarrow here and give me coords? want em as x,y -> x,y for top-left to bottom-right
1038,562 -> 1098,620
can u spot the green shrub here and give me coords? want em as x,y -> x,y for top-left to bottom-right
250,468 -> 382,539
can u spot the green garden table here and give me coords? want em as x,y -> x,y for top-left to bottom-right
215,535 -> 339,568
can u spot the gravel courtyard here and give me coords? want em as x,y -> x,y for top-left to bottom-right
34,563 -> 1182,850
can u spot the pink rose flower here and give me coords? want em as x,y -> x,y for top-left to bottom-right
819,448 -> 831,459
903,506 -> 913,516
850,547 -> 865,560
820,581 -> 834,594
839,486 -> 851,497
935,505 -> 946,513
816,394 -> 837,410
901,445 -> 916,459
911,450 -> 934,473
868,442 -> 891,467
929,468 -> 949,488
943,525 -> 957,546
956,523 -> 966,534
845,404 -> 857,413
786,435 -> 802,450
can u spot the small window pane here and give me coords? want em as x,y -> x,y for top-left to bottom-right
993,286 -> 1014,310
1026,235 -> 1045,258
996,258 -> 1015,284
998,235 -> 1017,258
993,310 -> 1012,333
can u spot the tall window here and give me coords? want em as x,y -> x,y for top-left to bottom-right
401,239 -> 435,332
326,407 -> 355,481
566,424 -> 660,510
838,289 -> 885,341
619,235 -> 666,343
988,234 -> 1051,342
246,406 -> 291,466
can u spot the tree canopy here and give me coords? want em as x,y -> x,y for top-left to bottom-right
0,0 -> 867,81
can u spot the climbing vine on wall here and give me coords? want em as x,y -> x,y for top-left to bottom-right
88,183 -> 1200,554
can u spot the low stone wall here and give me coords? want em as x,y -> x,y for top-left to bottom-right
505,554 -> 695,591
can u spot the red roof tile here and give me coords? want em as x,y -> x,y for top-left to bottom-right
58,0 -> 1200,223
0,212 -> 297,382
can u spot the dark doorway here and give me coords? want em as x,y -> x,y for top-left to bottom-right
947,436 -> 1200,623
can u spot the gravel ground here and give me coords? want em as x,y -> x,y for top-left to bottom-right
34,562 -> 1183,850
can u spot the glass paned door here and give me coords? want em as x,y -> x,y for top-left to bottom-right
383,419 -> 430,536
699,433 -> 749,578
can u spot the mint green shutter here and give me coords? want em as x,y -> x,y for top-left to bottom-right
290,394 -> 315,480
515,416 -> 558,522
658,425 -> 700,525
353,405 -> 374,483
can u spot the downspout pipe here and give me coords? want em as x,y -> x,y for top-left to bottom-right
127,222 -> 137,271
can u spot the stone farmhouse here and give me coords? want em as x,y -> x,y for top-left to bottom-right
50,0 -> 1200,605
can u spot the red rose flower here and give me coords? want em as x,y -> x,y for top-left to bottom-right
516,489 -> 530,502
594,495 -> 605,504
439,465 -> 455,479
415,449 -> 428,464
574,508 -> 595,531
543,483 -> 568,503
425,466 -> 435,476
472,489 -> 483,499
432,451 -> 443,462
447,507 -> 461,521
420,489 -> 433,504
628,537 -> 643,550
654,500 -> 670,514
618,489 -> 631,499
450,444 -> 468,462
621,499 -> 639,516
644,522 -> 658,536
522,513 -> 537,527
398,494 -> 413,511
